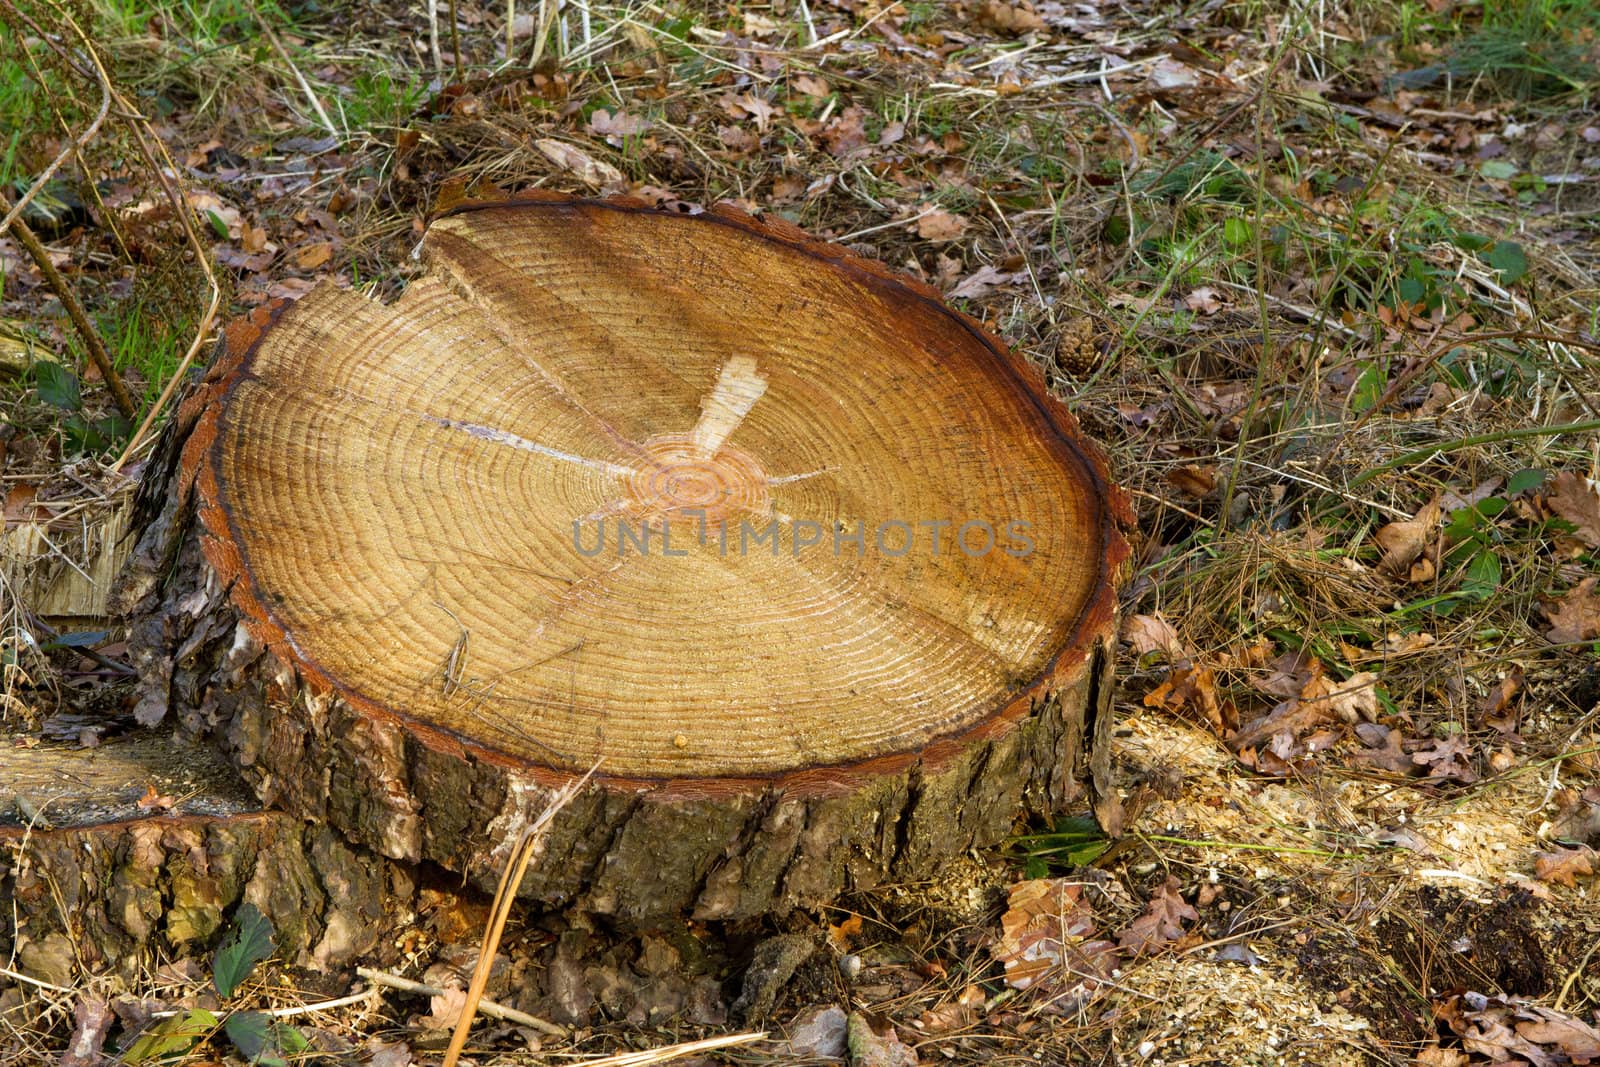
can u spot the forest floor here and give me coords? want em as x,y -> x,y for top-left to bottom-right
1,0 -> 1599,1064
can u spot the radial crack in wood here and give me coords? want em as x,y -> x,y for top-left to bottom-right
120,193 -> 1132,923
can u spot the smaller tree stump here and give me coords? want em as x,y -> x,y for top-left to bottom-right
0,725 -> 403,982
120,193 -> 1131,924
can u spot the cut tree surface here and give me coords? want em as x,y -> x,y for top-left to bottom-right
123,193 -> 1130,922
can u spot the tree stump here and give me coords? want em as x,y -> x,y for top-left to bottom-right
120,193 -> 1131,925
0,724 -> 405,984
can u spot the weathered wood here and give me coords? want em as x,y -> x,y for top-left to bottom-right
118,193 -> 1131,925
0,728 -> 408,984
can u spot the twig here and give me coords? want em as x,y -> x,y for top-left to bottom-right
579,1032 -> 770,1066
528,0 -> 562,69
355,967 -> 563,1035
0,198 -> 136,419
449,0 -> 463,79
427,0 -> 442,73
442,762 -> 599,1067
0,966 -> 75,994
254,10 -> 338,138
1345,418 -> 1600,490
0,0 -> 111,241
151,986 -> 379,1021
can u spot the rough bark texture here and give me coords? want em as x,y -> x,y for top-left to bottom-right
0,812 -> 408,986
116,194 -> 1130,927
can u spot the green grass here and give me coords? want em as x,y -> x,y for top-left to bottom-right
336,70 -> 425,134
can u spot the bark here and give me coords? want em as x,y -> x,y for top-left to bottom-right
1,811 -> 407,986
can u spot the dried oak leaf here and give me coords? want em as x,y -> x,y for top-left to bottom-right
1249,648 -> 1319,699
588,108 -> 652,140
535,138 -> 624,191
1144,662 -> 1228,734
1412,735 -> 1479,783
948,264 -> 1024,300
994,879 -> 1117,992
1542,577 -> 1600,644
818,106 -> 869,157
1375,499 -> 1442,578
1123,613 -> 1189,662
1166,464 -> 1216,499
1183,286 -> 1226,315
1514,1007 -> 1600,1058
1353,723 -> 1415,774
1116,877 -> 1198,957
1545,472 -> 1600,547
916,207 -> 967,242
1533,845 -> 1596,887
1445,994 -> 1561,1067
1301,669 -> 1380,723
1550,787 -> 1600,846
846,1012 -> 918,1067
976,0 -> 1047,34
1413,1044 -> 1470,1067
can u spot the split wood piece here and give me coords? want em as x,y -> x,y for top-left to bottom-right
120,193 -> 1132,923
0,727 -> 407,985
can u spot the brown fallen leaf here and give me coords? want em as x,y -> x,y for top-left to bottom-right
1248,647 -> 1318,699
1514,1007 -> 1600,1058
1123,613 -> 1189,662
293,241 -> 333,270
1542,577 -> 1600,644
948,264 -> 1024,300
1545,471 -> 1600,547
790,74 -> 830,98
1353,723 -> 1414,774
1166,464 -> 1216,499
826,913 -> 862,953
425,985 -> 467,1029
1413,1043 -> 1470,1067
916,207 -> 967,241
1412,735 -> 1478,783
1533,845 -> 1596,887
1144,662 -> 1228,734
1116,876 -> 1198,957
1183,286 -> 1226,315
1550,786 -> 1600,846
588,108 -> 652,140
1375,499 -> 1442,577
818,106 -> 868,157
535,138 -> 624,191
1300,670 -> 1379,723
136,782 -> 176,811
976,0 -> 1047,34
994,878 -> 1109,991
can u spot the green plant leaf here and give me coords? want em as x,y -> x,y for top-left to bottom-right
1483,240 -> 1528,284
206,209 -> 229,239
1350,362 -> 1384,413
1460,550 -> 1502,602
1508,468 -> 1545,494
224,1011 -> 309,1067
1478,160 -> 1518,180
34,361 -> 80,409
122,1009 -> 218,1064
213,902 -> 275,998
